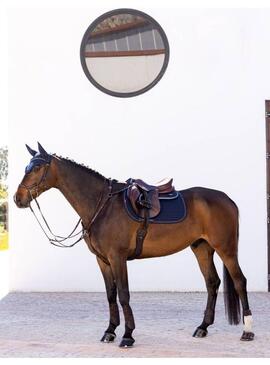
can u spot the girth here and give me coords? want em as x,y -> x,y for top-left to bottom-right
127,190 -> 150,261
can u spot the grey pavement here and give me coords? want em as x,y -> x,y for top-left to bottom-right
0,292 -> 269,357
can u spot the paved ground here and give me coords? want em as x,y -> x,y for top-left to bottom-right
0,292 -> 269,357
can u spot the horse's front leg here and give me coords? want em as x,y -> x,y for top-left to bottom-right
96,257 -> 120,343
109,256 -> 135,348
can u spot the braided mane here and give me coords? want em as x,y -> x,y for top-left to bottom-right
54,154 -> 108,181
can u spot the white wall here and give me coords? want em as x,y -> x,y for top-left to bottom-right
8,5 -> 270,291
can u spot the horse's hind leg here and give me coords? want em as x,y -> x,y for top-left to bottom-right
218,252 -> 254,341
191,239 -> 221,338
97,257 -> 120,343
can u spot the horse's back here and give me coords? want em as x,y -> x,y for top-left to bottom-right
180,186 -> 239,220
181,186 -> 237,205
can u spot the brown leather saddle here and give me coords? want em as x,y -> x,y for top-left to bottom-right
127,178 -> 175,219
126,178 -> 175,260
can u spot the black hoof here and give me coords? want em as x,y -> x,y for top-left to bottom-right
100,332 -> 116,343
240,331 -> 255,341
119,337 -> 135,348
193,327 -> 208,338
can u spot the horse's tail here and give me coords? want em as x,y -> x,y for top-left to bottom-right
223,265 -> 241,324
223,198 -> 241,325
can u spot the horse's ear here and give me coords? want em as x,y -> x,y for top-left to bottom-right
25,144 -> 37,156
37,142 -> 48,155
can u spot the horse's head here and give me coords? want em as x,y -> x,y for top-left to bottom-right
14,143 -> 55,208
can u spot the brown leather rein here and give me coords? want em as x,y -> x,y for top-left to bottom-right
19,166 -> 128,249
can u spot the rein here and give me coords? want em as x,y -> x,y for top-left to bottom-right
20,171 -> 128,249
29,199 -> 84,248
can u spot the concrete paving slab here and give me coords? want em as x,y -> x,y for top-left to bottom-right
0,292 -> 269,357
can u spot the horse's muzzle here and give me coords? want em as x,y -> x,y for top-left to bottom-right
13,192 -> 30,208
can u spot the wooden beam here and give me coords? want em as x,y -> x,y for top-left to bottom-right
265,100 -> 270,291
84,49 -> 165,58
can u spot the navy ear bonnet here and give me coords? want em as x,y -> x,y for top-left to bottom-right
25,143 -> 52,174
25,154 -> 52,174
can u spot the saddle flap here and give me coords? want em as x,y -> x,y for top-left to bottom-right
127,184 -> 161,219
147,190 -> 160,218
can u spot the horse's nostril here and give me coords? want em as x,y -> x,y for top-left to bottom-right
14,196 -> 20,206
14,194 -> 23,207
14,193 -> 29,208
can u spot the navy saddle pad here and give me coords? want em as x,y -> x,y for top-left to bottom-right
124,189 -> 187,224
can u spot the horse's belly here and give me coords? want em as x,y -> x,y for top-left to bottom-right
136,223 -> 195,259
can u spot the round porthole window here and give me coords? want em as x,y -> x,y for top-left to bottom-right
80,9 -> 170,97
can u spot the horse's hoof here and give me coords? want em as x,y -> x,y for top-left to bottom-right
193,327 -> 208,338
240,331 -> 255,341
119,337 -> 135,348
100,332 -> 116,343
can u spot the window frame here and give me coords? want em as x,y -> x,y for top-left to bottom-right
80,8 -> 170,98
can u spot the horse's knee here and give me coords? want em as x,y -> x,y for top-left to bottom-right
107,286 -> 117,304
107,293 -> 117,304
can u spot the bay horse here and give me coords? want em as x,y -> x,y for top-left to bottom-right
14,143 -> 254,347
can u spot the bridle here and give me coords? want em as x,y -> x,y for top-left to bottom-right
18,162 -> 83,247
18,161 -> 129,250
19,162 -> 50,200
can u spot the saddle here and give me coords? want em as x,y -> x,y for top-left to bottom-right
127,178 -> 175,219
125,178 -> 186,261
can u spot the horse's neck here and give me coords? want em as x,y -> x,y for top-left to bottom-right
53,159 -> 105,224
